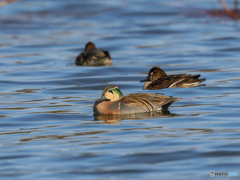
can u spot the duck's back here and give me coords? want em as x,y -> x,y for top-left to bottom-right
76,49 -> 111,66
115,93 -> 178,114
148,74 -> 205,89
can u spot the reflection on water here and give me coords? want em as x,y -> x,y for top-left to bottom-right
1,0 -> 240,179
94,110 -> 178,124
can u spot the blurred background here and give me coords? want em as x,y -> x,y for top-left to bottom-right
0,0 -> 240,179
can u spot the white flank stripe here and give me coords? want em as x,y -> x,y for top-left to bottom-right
168,79 -> 185,88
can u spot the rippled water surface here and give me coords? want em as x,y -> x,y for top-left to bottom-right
1,0 -> 240,179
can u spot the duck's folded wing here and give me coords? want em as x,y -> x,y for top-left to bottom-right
168,74 -> 205,88
85,50 -> 105,59
150,74 -> 200,89
75,52 -> 85,65
117,95 -> 152,113
120,93 -> 180,113
148,74 -> 188,89
103,50 -> 111,60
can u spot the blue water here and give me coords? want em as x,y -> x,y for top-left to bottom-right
0,0 -> 240,179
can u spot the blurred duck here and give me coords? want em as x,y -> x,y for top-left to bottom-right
93,85 -> 180,114
140,67 -> 206,90
75,42 -> 112,66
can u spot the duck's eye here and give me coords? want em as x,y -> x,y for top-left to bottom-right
109,90 -> 113,94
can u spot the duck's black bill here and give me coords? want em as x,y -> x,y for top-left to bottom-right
95,96 -> 109,106
140,77 -> 149,82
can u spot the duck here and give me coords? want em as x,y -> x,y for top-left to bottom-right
140,67 -> 206,90
93,85 -> 180,114
75,42 -> 112,66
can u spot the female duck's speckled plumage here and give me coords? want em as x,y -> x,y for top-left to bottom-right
93,85 -> 180,115
75,42 -> 112,66
140,67 -> 206,90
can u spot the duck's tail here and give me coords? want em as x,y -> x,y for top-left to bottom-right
183,74 -> 206,88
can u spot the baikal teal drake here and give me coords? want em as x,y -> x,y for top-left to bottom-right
75,42 -> 112,66
93,85 -> 180,115
140,67 -> 206,90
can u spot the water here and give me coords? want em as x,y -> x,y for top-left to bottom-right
1,0 -> 240,179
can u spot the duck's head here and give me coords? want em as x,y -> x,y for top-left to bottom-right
85,42 -> 97,51
140,67 -> 167,82
95,85 -> 123,105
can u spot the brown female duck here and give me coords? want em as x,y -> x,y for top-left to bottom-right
93,85 -> 180,114
75,42 -> 112,66
140,67 -> 206,90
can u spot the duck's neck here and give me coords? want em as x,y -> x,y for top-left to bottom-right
143,81 -> 152,90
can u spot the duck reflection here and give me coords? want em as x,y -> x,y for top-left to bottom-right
94,110 -> 179,124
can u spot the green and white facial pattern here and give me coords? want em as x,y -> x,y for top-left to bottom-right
105,87 -> 123,101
